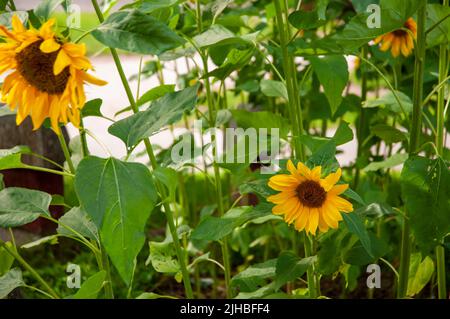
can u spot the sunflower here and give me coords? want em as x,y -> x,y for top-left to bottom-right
373,18 -> 417,58
0,15 -> 106,133
267,160 -> 353,235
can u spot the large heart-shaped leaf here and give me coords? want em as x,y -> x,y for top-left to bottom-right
91,9 -> 185,55
74,156 -> 158,284
109,85 -> 199,149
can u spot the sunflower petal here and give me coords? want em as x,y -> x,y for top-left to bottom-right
54,49 -> 72,75
40,38 -> 61,53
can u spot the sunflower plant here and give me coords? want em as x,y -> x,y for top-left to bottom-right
0,0 -> 449,303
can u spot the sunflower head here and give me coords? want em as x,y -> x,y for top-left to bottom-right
373,18 -> 417,58
267,160 -> 353,235
0,15 -> 107,133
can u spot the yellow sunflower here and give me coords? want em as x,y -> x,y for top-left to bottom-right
0,15 -> 106,133
267,160 -> 353,235
373,18 -> 417,58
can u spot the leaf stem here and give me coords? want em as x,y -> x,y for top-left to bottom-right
0,239 -> 59,299
57,132 -> 75,174
434,0 -> 448,300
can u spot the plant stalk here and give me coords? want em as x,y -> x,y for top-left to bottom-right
434,0 -> 449,300
397,1 -> 427,299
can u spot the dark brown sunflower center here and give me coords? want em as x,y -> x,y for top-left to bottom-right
393,29 -> 407,37
15,39 -> 70,94
296,180 -> 326,208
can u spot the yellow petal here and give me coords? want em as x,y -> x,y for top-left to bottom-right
40,38 -> 61,53
400,37 -> 411,57
267,191 -> 296,204
39,18 -> 56,39
329,196 -> 353,213
296,162 -> 311,178
308,208 -> 319,235
318,208 -> 330,233
295,207 -> 309,232
320,168 -> 342,191
11,15 -> 26,33
268,174 -> 299,191
62,42 -> 86,57
310,166 -> 322,181
54,49 -> 72,75
272,198 -> 298,216
81,72 -> 107,86
328,183 -> 349,196
391,37 -> 401,57
285,200 -> 302,224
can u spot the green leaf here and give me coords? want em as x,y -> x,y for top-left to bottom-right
207,48 -> 254,80
34,0 -> 64,20
344,233 -> 389,265
370,124 -> 408,144
154,167 -> 179,201
71,271 -> 106,299
0,187 -> 51,228
342,212 -> 373,258
407,253 -> 434,297
0,146 -> 31,170
123,0 -> 180,13
136,292 -> 177,299
147,241 -> 180,273
82,99 -> 103,118
333,121 -> 354,145
115,84 -> 176,117
288,9 -> 326,30
231,259 -> 277,292
309,55 -> 348,115
275,252 -> 316,290
363,91 -> 413,114
109,85 -> 199,148
401,156 -> 450,252
363,153 -> 408,172
230,110 -> 290,139
193,24 -> 235,48
427,4 -> 450,47
0,11 -> 28,29
57,207 -> 99,241
0,242 -> 14,276
91,9 -> 185,55
306,140 -> 337,173
260,79 -> 289,101
191,206 -> 271,242
74,156 -> 158,285
0,268 -> 25,299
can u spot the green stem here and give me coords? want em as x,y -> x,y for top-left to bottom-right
434,0 -> 448,300
91,0 -> 194,299
22,165 -> 73,177
274,0 -> 303,160
100,244 -> 115,299
79,119 -> 90,157
57,132 -> 75,174
0,239 -> 59,299
303,234 -> 318,298
354,45 -> 369,189
196,0 -> 232,298
398,1 -> 427,299
436,245 -> 447,299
